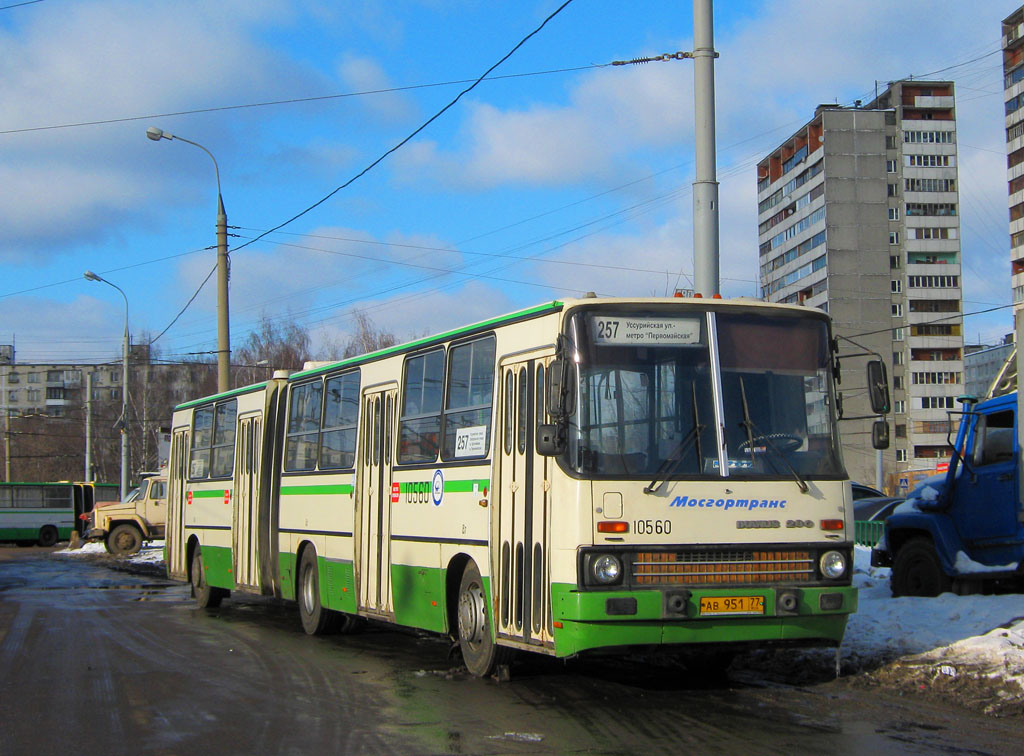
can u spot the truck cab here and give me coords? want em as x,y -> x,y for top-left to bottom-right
85,473 -> 167,555
872,392 -> 1024,595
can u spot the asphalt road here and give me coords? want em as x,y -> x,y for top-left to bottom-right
0,547 -> 1020,756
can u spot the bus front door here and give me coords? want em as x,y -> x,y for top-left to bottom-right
358,386 -> 397,619
233,413 -> 262,590
495,353 -> 553,648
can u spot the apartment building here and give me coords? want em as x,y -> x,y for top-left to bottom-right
756,81 -> 964,487
1005,6 -> 1024,311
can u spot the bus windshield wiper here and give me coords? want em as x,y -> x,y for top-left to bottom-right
644,384 -> 704,495
738,378 -> 808,494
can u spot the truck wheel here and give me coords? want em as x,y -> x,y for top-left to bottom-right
892,537 -> 952,597
107,524 -> 143,556
37,525 -> 59,548
457,562 -> 511,677
191,547 -> 226,609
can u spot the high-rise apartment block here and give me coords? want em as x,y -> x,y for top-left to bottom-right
1004,7 -> 1024,311
756,81 -> 963,487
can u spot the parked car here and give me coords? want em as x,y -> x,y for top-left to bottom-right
853,496 -> 904,523
852,482 -> 884,500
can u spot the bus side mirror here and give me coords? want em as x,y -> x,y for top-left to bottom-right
867,360 -> 890,415
536,424 -> 563,456
872,420 -> 890,450
546,359 -> 575,418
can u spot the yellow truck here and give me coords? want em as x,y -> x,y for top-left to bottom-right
85,473 -> 166,555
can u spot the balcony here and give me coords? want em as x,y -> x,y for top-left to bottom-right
914,96 -> 954,109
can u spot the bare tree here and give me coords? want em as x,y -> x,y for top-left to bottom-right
343,310 -> 396,359
234,313 -> 312,383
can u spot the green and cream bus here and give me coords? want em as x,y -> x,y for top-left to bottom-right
0,481 -> 118,546
166,297 -> 881,676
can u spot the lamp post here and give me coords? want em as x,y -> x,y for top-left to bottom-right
84,270 -> 130,501
146,126 -> 230,393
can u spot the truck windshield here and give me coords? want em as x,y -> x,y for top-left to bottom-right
563,307 -> 844,480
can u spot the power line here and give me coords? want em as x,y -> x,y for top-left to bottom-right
0,64 -> 603,137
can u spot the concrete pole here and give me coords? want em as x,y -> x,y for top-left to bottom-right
120,319 -> 130,500
85,371 -> 92,482
216,194 -> 230,393
692,0 -> 720,297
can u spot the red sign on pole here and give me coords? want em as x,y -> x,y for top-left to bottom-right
936,462 -> 949,473
391,482 -> 400,503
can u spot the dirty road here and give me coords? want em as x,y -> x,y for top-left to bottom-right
0,548 -> 1019,756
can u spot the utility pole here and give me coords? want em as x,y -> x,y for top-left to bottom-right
692,0 -> 721,296
85,371 -> 93,481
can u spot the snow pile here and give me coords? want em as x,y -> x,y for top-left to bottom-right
847,545 -> 1024,707
59,540 -> 165,566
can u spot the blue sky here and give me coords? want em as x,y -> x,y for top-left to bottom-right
0,0 -> 1017,365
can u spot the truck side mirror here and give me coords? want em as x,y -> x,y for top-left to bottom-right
867,360 -> 890,415
872,419 -> 890,450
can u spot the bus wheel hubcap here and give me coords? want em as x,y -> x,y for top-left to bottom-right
459,584 -> 484,644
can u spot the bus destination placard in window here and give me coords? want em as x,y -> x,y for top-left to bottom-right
589,315 -> 701,347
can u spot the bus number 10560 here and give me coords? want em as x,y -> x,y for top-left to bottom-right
633,519 -> 671,535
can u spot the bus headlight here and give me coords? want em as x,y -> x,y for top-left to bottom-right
591,554 -> 623,585
819,550 -> 847,580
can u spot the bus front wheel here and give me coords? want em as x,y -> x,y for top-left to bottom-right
457,562 -> 510,677
191,547 -> 226,608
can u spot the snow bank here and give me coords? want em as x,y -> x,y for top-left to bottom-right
58,540 -> 165,566
847,545 -> 1024,698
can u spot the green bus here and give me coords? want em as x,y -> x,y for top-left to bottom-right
0,482 -> 119,546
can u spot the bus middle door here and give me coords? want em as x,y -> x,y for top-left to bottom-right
233,412 -> 262,590
166,428 -> 190,581
358,385 -> 397,618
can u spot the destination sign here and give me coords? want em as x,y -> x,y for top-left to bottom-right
589,315 -> 701,346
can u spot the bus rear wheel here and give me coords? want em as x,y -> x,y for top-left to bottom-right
107,524 -> 142,555
191,546 -> 226,608
298,548 -> 343,635
36,525 -> 58,548
457,562 -> 509,677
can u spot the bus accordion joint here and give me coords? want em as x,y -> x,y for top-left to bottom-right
820,519 -> 844,531
597,521 -> 628,533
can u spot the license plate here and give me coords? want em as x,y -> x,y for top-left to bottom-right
699,595 -> 765,616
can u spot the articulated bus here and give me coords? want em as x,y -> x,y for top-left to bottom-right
167,297 -> 879,676
0,481 -> 118,546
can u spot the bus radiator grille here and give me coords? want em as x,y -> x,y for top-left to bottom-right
632,550 -> 814,585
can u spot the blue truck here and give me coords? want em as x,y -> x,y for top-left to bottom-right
871,391 -> 1023,596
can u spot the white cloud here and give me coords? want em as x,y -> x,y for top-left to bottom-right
337,55 -> 417,123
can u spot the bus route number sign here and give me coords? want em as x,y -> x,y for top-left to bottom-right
589,315 -> 701,347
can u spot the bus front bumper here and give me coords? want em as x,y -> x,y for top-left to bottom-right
550,584 -> 858,657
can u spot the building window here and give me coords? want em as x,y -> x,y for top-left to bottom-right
893,351 -> 905,366
890,255 -> 901,269
892,303 -> 903,317
886,135 -> 898,149
893,375 -> 904,390
7,390 -> 17,402
27,373 -> 40,384
893,327 -> 905,341
891,280 -> 902,293
888,207 -> 900,221
887,183 -> 899,197
6,373 -> 18,384
896,449 -> 907,462
889,231 -> 900,245
895,424 -> 907,439
886,159 -> 897,173
894,400 -> 906,414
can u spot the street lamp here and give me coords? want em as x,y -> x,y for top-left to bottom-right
146,126 -> 231,393
84,270 -> 130,501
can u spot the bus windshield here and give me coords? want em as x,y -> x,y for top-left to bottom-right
563,308 -> 844,480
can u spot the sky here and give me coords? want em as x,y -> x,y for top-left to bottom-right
0,0 -> 1019,367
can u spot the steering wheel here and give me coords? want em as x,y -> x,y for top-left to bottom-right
738,433 -> 802,454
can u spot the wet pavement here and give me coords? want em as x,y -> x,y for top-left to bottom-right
0,546 -> 1020,755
